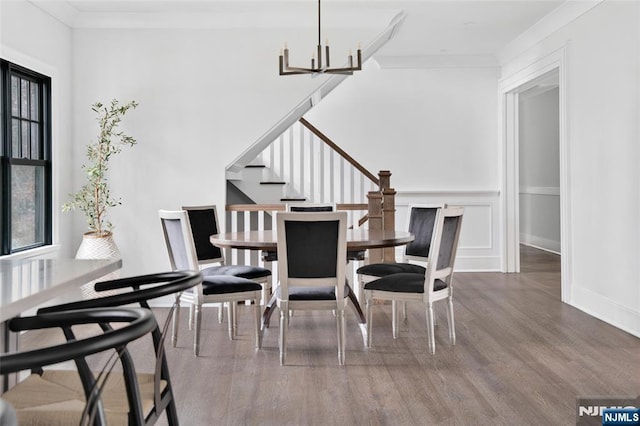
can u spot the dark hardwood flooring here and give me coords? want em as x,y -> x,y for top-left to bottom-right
18,246 -> 640,425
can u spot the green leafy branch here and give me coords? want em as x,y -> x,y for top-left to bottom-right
63,99 -> 139,236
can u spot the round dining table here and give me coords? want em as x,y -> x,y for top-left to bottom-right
210,229 -> 414,252
210,229 -> 414,327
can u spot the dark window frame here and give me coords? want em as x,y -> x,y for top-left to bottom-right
1,59 -> 52,255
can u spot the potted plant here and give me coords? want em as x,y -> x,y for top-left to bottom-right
63,99 -> 138,260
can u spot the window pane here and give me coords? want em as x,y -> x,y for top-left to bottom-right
12,118 -> 20,156
11,165 -> 46,249
21,79 -> 29,119
30,82 -> 39,120
11,75 -> 19,116
31,123 -> 40,159
21,120 -> 30,158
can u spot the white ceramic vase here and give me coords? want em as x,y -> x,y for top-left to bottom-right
75,231 -> 121,298
75,231 -> 121,260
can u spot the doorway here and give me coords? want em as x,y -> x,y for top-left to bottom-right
518,74 -> 561,281
500,47 -> 572,303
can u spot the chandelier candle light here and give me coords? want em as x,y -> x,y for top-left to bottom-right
279,0 -> 362,75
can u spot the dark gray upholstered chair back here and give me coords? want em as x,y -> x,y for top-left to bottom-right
159,210 -> 200,272
284,220 -> 340,279
182,206 -> 224,263
160,217 -> 191,271
404,206 -> 439,258
287,203 -> 334,213
276,211 -> 347,291
436,215 -> 462,271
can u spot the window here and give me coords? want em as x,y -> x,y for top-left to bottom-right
1,59 -> 52,255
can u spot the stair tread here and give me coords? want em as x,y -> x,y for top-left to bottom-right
245,164 -> 266,168
280,198 -> 307,202
260,181 -> 286,185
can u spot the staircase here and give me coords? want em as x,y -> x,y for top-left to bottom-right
227,118 -> 378,207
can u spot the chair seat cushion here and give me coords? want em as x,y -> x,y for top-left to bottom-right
262,251 -> 364,262
347,250 -> 366,261
261,250 -> 278,262
2,370 -> 166,426
364,273 -> 447,293
357,262 -> 426,277
277,284 -> 350,301
201,264 -> 271,280
201,275 -> 263,295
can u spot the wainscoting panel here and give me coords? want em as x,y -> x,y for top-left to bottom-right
395,190 -> 501,271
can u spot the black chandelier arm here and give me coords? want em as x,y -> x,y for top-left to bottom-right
278,0 -> 362,76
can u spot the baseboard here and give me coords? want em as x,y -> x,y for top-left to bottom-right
570,286 -> 640,338
520,233 -> 561,254
454,255 -> 501,272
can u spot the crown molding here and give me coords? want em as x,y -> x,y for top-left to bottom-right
372,55 -> 498,69
497,0 -> 604,65
28,2 -> 399,30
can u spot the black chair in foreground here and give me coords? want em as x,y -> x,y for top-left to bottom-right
364,206 -> 464,354
36,270 -> 202,425
275,211 -> 349,365
1,307 -> 156,426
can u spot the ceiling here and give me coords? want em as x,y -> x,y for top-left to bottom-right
33,0 -> 564,57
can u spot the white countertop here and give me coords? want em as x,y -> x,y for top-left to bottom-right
0,258 -> 122,322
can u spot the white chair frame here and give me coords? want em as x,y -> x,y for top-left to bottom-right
275,211 -> 348,365
159,210 -> 261,356
365,206 -> 464,354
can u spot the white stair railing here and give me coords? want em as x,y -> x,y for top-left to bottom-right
258,118 -> 378,208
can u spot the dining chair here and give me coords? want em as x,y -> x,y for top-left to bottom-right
286,202 -> 365,262
357,204 -> 443,320
364,206 -> 464,354
262,203 -> 365,328
34,270 -> 201,425
275,211 -> 349,365
1,306 -> 157,426
159,210 -> 262,356
182,205 -> 272,306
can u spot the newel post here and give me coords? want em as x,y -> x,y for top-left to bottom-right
382,187 -> 397,262
367,191 -> 383,264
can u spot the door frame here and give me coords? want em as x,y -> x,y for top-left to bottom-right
498,45 -> 572,303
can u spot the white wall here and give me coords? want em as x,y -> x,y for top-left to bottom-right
0,0 -> 74,257
519,87 -> 561,253
502,1 -> 640,336
71,26 -> 374,276
306,62 -> 502,270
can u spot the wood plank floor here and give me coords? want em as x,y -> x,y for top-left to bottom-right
19,246 -> 640,425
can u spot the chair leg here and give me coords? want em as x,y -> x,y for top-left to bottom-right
279,302 -> 289,366
254,298 -> 262,350
188,303 -> 194,330
402,301 -> 408,322
365,296 -> 373,348
227,302 -> 235,340
164,388 -> 180,426
426,303 -> 436,354
218,302 -> 224,323
392,300 -> 399,339
447,297 -> 456,346
194,303 -> 202,356
171,293 -> 180,347
337,309 -> 346,366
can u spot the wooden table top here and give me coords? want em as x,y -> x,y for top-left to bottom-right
210,229 -> 414,251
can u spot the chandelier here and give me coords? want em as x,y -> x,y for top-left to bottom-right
279,0 -> 362,75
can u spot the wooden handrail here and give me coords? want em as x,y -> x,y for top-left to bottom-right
299,117 -> 380,186
226,203 -> 368,212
